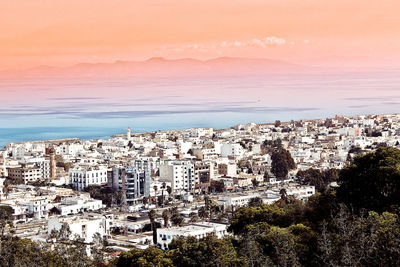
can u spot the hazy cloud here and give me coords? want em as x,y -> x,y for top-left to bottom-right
160,36 -> 287,52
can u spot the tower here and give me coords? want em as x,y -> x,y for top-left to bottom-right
48,147 -> 56,180
50,154 -> 56,179
127,127 -> 131,140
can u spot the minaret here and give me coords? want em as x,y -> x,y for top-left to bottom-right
48,147 -> 56,180
50,153 -> 56,179
127,127 -> 132,140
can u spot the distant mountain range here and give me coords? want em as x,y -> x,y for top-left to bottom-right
1,57 -> 308,79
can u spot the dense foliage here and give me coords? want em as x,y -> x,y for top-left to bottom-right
0,237 -> 94,267
271,148 -> 296,179
296,168 -> 339,192
337,146 -> 400,213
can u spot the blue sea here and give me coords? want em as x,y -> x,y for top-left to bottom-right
1,67 -> 400,148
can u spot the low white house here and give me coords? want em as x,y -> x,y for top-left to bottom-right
56,197 -> 104,216
156,222 -> 228,250
48,215 -> 111,243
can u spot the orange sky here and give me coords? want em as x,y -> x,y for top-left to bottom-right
1,0 -> 400,70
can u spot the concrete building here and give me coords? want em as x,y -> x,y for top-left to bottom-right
194,163 -> 213,193
217,162 -> 237,176
159,160 -> 194,193
48,215 -> 110,243
108,166 -> 150,205
156,222 -> 228,250
56,197 -> 104,216
69,165 -> 108,190
218,193 -> 261,209
221,143 -> 244,158
8,165 -> 43,183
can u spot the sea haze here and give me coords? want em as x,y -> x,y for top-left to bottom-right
1,58 -> 400,147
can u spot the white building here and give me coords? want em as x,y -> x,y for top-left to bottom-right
218,193 -> 261,209
159,160 -> 194,193
156,222 -> 228,250
56,196 -> 104,216
283,185 -> 315,201
56,143 -> 84,156
48,215 -> 111,243
221,143 -> 244,158
69,165 -> 109,190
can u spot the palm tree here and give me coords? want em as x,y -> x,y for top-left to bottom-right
162,210 -> 170,227
148,209 -> 157,244
204,195 -> 210,210
153,185 -> 158,207
148,209 -> 156,224
209,201 -> 217,222
279,188 -> 288,203
161,182 -> 166,205
3,181 -> 10,200
190,215 -> 199,223
251,178 -> 259,188
198,206 -> 208,221
166,185 -> 172,196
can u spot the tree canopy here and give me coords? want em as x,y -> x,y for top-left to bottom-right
271,148 -> 296,179
337,147 -> 400,213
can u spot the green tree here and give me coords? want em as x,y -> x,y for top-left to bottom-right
91,232 -> 105,266
166,186 -> 172,196
271,148 -> 296,179
251,178 -> 259,188
209,180 -> 225,193
148,209 -> 157,244
257,225 -> 300,267
0,206 -> 13,239
171,212 -> 183,226
198,206 -> 209,221
263,171 -> 270,182
162,210 -> 170,227
337,147 -> 400,212
248,197 -> 263,207
229,204 -> 303,235
296,168 -> 325,192
115,247 -> 173,267
168,235 -> 243,267
317,207 -> 400,266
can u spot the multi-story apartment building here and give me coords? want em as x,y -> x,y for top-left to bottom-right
159,160 -> 194,193
217,162 -> 237,176
133,157 -> 160,175
69,165 -> 108,190
7,165 -> 43,183
193,163 -> 213,193
23,158 -> 51,179
220,143 -> 244,158
108,166 -> 150,205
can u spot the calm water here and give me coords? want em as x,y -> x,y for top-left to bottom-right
1,68 -> 400,148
